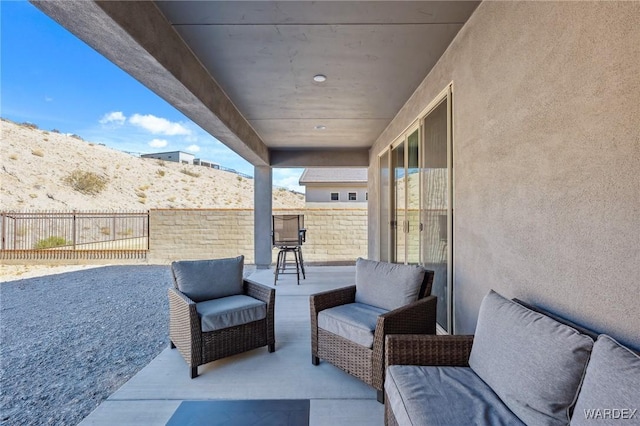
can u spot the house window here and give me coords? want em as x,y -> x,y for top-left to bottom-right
330,192 -> 339,201
348,192 -> 357,201
366,192 -> 368,201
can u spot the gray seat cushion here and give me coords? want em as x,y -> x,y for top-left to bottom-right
317,302 -> 388,348
196,295 -> 266,332
385,365 -> 524,426
469,290 -> 594,426
354,258 -> 425,311
571,335 -> 640,425
172,256 -> 244,302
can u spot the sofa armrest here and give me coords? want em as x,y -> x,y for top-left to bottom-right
371,295 -> 437,391
310,285 -> 356,357
385,334 -> 474,367
244,279 -> 276,346
244,279 -> 275,305
168,287 -> 202,366
310,285 -> 356,316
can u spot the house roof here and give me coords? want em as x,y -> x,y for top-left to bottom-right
299,168 -> 368,185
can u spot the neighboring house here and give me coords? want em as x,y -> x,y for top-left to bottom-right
299,168 -> 368,207
194,158 -> 219,169
141,151 -> 195,165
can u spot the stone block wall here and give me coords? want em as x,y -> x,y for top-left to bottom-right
148,208 -> 367,265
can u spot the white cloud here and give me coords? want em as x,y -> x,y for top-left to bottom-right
148,138 -> 168,148
129,114 -> 191,136
99,111 -> 126,125
45,96 -> 53,102
273,169 -> 305,193
186,144 -> 201,153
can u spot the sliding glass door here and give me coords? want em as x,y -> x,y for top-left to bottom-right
391,142 -> 405,263
378,85 -> 453,332
421,95 -> 451,332
406,129 -> 420,265
379,151 -> 390,262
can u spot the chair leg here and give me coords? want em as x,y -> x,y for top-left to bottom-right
268,343 -> 275,353
190,367 -> 198,379
377,390 -> 385,404
298,247 -> 306,279
312,355 -> 319,366
274,249 -> 282,285
170,341 -> 176,349
293,248 -> 300,285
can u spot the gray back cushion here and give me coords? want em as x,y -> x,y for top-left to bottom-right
171,256 -> 244,302
354,258 -> 425,311
469,290 -> 594,426
571,335 -> 640,426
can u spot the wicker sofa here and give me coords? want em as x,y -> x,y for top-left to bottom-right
168,256 -> 275,378
384,290 -> 640,425
310,258 -> 436,403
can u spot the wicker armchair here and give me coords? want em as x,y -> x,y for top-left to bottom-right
310,258 -> 436,403
384,334 -> 475,425
168,256 -> 275,378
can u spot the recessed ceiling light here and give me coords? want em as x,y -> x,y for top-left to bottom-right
314,125 -> 327,130
313,74 -> 327,83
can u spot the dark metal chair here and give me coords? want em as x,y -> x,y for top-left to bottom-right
272,214 -> 306,285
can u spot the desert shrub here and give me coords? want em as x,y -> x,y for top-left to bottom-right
63,170 -> 108,195
100,227 -> 111,236
51,129 -> 60,133
31,149 -> 44,157
237,176 -> 243,182
156,169 -> 165,177
34,236 -> 69,249
70,134 -> 83,140
180,168 -> 200,178
21,122 -> 38,130
135,191 -> 147,199
9,154 -> 17,160
157,160 -> 166,167
29,194 -> 37,199
167,197 -> 176,202
117,228 -> 133,237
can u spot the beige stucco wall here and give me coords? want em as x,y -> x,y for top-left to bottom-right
149,208 -> 367,265
368,2 -> 640,349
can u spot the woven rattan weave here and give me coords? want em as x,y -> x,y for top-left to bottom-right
169,279 -> 275,378
310,270 -> 436,403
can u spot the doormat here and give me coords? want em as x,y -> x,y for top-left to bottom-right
166,399 -> 310,426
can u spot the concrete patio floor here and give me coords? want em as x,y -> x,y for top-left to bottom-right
79,265 -> 385,425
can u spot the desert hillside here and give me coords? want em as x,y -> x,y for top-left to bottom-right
0,119 -> 304,210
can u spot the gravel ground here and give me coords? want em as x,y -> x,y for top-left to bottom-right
0,264 -> 256,426
0,265 -> 171,426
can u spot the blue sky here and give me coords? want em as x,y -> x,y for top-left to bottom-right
1,1 -> 304,192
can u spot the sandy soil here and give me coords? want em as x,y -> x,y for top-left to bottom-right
0,264 -> 107,282
0,118 -> 304,210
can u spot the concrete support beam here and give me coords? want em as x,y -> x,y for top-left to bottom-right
31,0 -> 269,166
270,149 -> 369,168
254,166 -> 273,269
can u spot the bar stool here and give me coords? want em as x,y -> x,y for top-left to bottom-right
272,215 -> 306,285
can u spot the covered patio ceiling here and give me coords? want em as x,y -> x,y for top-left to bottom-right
32,1 -> 479,167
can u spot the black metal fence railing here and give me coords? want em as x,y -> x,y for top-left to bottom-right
0,210 -> 149,260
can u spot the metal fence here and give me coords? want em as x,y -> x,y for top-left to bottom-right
0,210 -> 149,260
